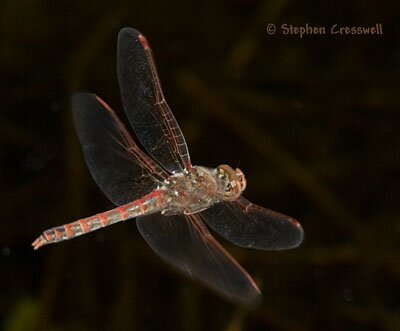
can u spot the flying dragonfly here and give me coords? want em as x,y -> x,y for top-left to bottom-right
32,27 -> 304,305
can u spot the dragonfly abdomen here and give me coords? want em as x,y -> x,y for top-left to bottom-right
32,190 -> 166,250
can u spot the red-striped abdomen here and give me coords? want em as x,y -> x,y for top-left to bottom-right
32,190 -> 166,250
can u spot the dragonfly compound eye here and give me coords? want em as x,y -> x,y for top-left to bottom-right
235,168 -> 247,192
217,164 -> 243,201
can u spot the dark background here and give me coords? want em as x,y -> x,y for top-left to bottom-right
1,0 -> 399,330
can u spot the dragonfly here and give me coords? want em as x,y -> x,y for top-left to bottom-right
32,27 -> 304,305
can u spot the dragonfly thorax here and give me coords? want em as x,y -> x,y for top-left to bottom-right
162,166 -> 219,215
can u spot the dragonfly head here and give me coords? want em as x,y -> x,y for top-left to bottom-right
216,164 -> 247,201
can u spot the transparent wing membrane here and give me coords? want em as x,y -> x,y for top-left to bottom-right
117,27 -> 191,173
136,213 -> 261,305
72,93 -> 167,205
200,196 -> 304,250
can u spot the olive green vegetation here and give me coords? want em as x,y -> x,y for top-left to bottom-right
1,0 -> 399,330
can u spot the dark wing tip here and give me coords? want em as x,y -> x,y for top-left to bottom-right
233,284 -> 262,308
71,93 -> 97,116
244,291 -> 263,308
118,27 -> 141,43
72,92 -> 96,105
288,218 -> 305,249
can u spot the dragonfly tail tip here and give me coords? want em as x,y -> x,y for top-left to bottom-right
31,236 -> 46,250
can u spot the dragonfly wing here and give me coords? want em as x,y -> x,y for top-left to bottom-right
200,196 -> 304,250
136,213 -> 261,306
72,93 -> 168,205
117,27 -> 191,173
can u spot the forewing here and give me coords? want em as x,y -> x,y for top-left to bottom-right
117,27 -> 191,173
136,213 -> 261,306
72,93 -> 167,205
200,196 -> 304,250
